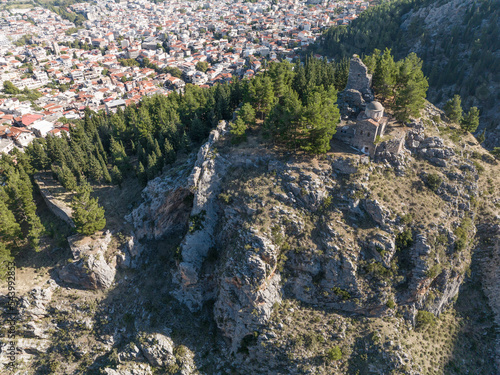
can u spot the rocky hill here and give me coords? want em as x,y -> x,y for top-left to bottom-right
1,109 -> 500,373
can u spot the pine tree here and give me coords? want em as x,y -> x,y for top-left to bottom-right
300,87 -> 340,154
393,53 -> 429,122
163,138 -> 175,165
461,106 -> 480,133
137,161 -> 147,186
88,154 -> 103,182
54,163 -> 78,190
28,141 -> 50,171
0,187 -> 22,244
111,165 -> 123,187
230,117 -> 247,144
71,179 -> 106,236
373,48 -> 398,99
265,86 -> 302,148
239,103 -> 256,127
476,129 -> 486,144
99,155 -> 112,184
110,137 -> 129,170
444,95 -> 463,123
4,165 -> 43,249
147,153 -> 157,180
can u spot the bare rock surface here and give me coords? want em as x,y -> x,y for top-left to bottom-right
137,332 -> 176,368
58,230 -> 116,289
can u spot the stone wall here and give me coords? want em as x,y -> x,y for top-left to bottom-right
345,55 -> 373,97
34,173 -> 74,228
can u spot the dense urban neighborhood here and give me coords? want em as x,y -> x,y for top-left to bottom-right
0,0 -> 372,153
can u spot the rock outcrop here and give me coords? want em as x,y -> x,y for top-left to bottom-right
58,231 -> 116,289
215,228 -> 282,353
137,333 -> 176,368
173,121 -> 230,311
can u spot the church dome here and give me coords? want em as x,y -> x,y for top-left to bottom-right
366,101 -> 384,111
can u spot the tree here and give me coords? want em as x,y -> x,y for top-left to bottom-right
3,81 -> 20,95
443,95 -> 463,123
476,129 -> 486,144
230,117 -> 247,144
137,161 -> 147,186
416,310 -> 436,330
111,165 -> 123,186
0,187 -> 22,245
373,48 -> 398,99
265,86 -> 302,148
460,106 -> 480,133
326,346 -> 342,362
195,61 -> 209,73
53,163 -> 78,190
163,139 -> 175,165
71,179 -> 106,236
88,154 -> 103,182
300,87 -> 340,154
4,165 -> 43,249
238,103 -> 256,127
393,53 -> 428,122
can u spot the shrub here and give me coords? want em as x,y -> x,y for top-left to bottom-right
188,210 -> 206,233
426,263 -> 442,279
386,299 -> 396,309
396,229 -> 413,251
332,287 -> 351,300
416,310 -> 436,330
326,346 -> 342,361
454,217 -> 472,251
426,173 -> 442,192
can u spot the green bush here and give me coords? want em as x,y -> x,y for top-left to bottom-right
454,217 -> 472,251
396,229 -> 413,251
326,346 -> 342,361
332,287 -> 351,300
426,173 -> 442,192
416,310 -> 436,330
426,263 -> 442,279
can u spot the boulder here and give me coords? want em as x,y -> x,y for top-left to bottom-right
137,333 -> 176,368
58,231 -> 116,289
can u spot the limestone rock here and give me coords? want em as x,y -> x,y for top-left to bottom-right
332,156 -> 359,175
137,333 -> 176,368
173,121 -> 230,311
58,231 -> 116,289
214,231 -> 282,353
363,199 -> 391,227
103,363 -> 154,375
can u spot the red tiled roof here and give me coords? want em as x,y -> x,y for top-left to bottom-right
21,114 -> 43,126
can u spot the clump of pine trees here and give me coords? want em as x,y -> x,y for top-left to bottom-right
231,58 -> 347,154
363,48 -> 428,122
443,94 -> 480,133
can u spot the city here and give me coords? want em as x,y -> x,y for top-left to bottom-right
0,0 -> 371,153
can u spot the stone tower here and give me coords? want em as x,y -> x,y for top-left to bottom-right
345,55 -> 373,98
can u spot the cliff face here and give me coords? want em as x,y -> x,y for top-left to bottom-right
125,102 -> 495,363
